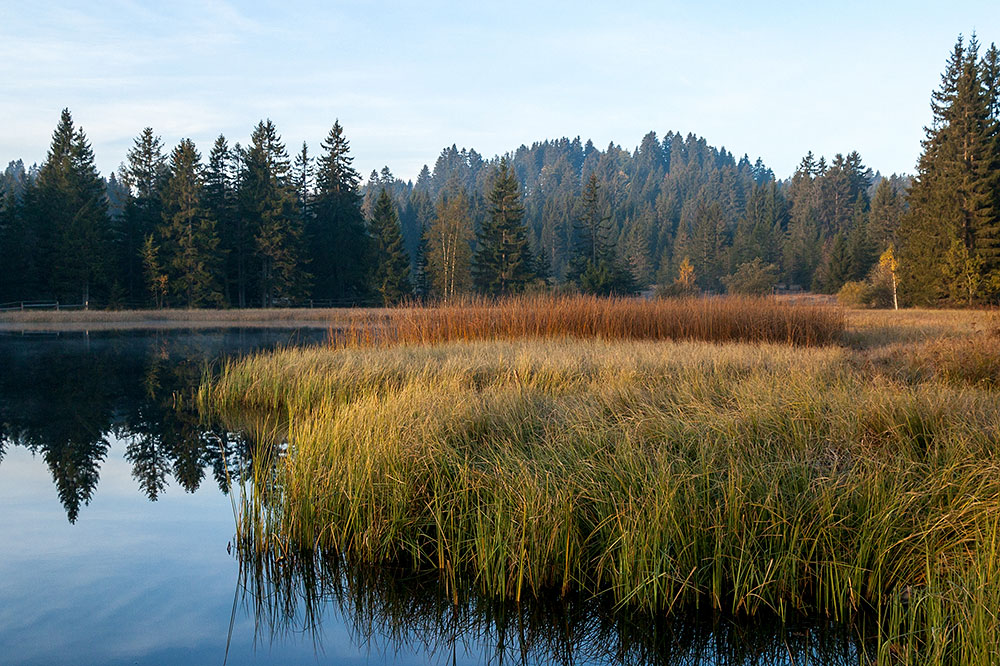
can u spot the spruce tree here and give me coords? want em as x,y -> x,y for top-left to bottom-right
473,158 -> 533,295
368,189 -> 412,305
311,121 -> 368,303
900,35 -> 1000,304
868,178 -> 905,249
824,232 -> 854,292
205,135 -> 240,306
122,128 -> 167,304
159,139 -> 223,307
33,110 -> 112,304
241,120 -> 307,307
566,174 -> 636,295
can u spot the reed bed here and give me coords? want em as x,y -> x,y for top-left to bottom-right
336,295 -> 844,348
202,320 -> 1000,665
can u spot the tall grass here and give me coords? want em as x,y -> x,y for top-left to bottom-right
202,325 -> 1000,665
335,295 -> 844,347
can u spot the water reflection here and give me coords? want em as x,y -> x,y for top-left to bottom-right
235,551 -> 874,665
1,328 -> 876,664
0,329 -> 327,522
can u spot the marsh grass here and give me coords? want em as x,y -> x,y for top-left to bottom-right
335,295 -> 845,348
203,307 -> 1000,665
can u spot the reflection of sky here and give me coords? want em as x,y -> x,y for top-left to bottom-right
0,440 -> 497,666
0,331 -> 850,665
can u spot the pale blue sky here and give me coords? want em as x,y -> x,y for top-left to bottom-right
2,1 -> 998,182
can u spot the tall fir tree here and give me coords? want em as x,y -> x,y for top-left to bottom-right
159,139 -> 223,307
473,158 -> 534,295
32,109 -> 112,303
566,174 -> 636,295
368,189 -> 412,305
899,35 -> 1000,304
241,120 -> 307,307
121,128 -> 168,304
311,121 -> 368,303
204,135 -> 240,306
868,178 -> 906,250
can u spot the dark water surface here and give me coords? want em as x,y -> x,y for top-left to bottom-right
0,329 -> 867,665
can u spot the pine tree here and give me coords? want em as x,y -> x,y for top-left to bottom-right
141,234 -> 168,308
868,178 -> 906,249
566,174 -> 636,295
683,199 -> 729,291
824,232 -> 854,292
473,158 -> 534,295
159,139 -> 223,307
783,153 -> 823,288
241,120 -> 307,307
33,109 -> 112,304
121,128 -> 168,304
311,121 -> 368,303
368,189 -> 411,305
204,135 -> 240,306
899,35 -> 1000,304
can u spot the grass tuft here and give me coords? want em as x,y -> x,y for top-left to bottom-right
201,305 -> 1000,665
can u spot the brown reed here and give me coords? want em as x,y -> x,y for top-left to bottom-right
332,295 -> 844,348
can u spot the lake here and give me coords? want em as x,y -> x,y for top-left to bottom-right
0,328 -> 867,665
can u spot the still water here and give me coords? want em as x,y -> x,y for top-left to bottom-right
0,328 -> 867,665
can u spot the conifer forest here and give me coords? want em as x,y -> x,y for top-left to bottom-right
1,34 -> 999,309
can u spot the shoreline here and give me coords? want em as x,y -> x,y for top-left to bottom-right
0,308 -> 363,332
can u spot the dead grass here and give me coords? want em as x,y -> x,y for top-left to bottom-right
338,295 -> 845,347
0,296 -> 844,344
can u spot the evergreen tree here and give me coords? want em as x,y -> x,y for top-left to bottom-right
121,128 -> 168,304
566,174 -> 636,295
868,178 -> 906,249
368,188 -> 411,305
241,120 -> 306,307
732,182 -> 786,270
900,35 -> 1000,304
311,121 -> 368,303
473,158 -> 534,295
824,232 -> 854,292
204,135 -> 240,306
681,198 -> 729,291
159,139 -> 223,307
32,109 -> 112,304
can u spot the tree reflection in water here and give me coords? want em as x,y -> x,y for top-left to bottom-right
233,547 -> 875,666
0,329 -> 326,522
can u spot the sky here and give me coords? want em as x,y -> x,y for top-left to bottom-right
2,1 -> 999,183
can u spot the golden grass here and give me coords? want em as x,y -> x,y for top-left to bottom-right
202,306 -> 1000,665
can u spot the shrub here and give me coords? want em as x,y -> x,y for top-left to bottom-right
722,259 -> 779,295
837,281 -> 873,308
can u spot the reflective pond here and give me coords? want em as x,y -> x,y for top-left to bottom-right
0,329 -> 870,665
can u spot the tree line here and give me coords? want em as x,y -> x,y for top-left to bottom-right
0,34 -> 997,308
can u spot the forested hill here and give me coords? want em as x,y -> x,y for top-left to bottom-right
0,121 -> 908,308
361,134 -> 908,296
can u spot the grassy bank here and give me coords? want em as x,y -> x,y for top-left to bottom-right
201,303 -> 1000,664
